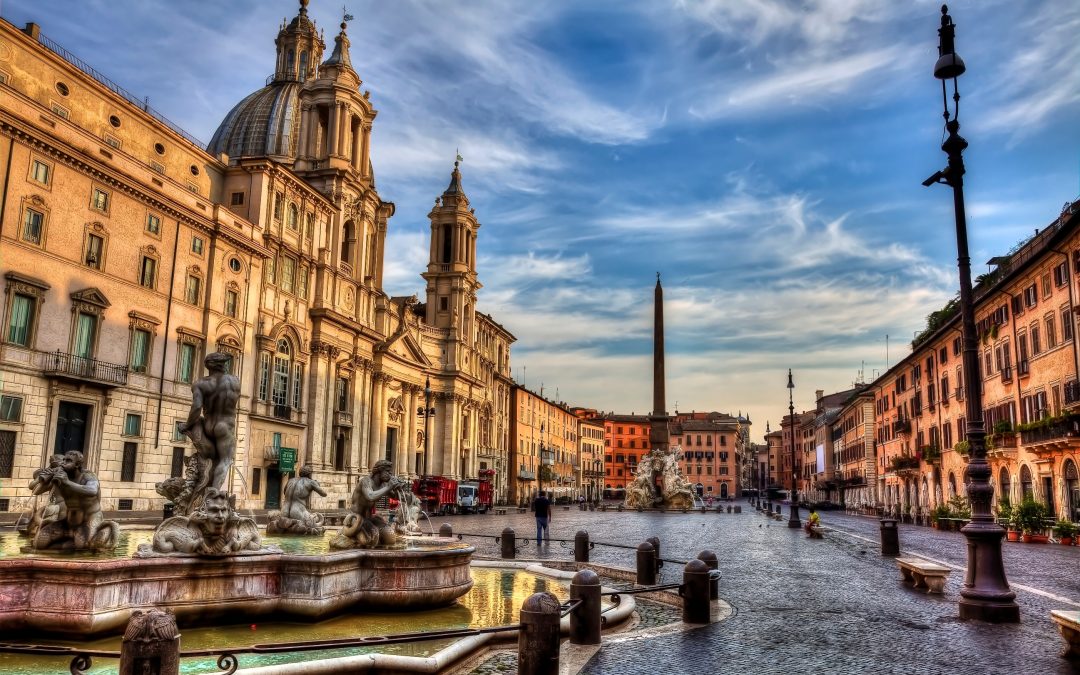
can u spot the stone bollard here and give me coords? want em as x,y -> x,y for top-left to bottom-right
120,607 -> 181,675
647,536 -> 662,571
727,505 -> 733,514
569,569 -> 601,645
734,506 -> 741,514
680,559 -> 711,624
880,518 -> 900,556
696,550 -> 719,600
518,592 -> 561,675
767,501 -> 773,511
716,504 -> 724,514
501,527 -> 517,559
636,541 -> 657,585
439,523 -> 453,538
574,530 -> 590,563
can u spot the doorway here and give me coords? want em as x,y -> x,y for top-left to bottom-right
265,466 -> 282,510
55,401 -> 91,455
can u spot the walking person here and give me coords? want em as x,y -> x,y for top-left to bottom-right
533,491 -> 552,544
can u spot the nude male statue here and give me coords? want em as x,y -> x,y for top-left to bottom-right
33,450 -> 117,551
180,352 -> 240,491
282,464 -> 327,522
332,459 -> 408,548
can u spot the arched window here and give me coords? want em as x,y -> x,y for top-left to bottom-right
268,339 -> 304,412
1020,464 -> 1034,500
1066,460 -> 1080,522
342,220 -> 355,264
285,49 -> 295,78
999,467 -> 1010,503
441,224 -> 452,263
298,50 -> 309,81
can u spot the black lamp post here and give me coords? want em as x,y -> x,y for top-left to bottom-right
787,369 -> 801,528
416,377 -> 436,477
923,4 -> 1018,622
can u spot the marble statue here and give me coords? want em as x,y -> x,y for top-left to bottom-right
22,453 -> 66,539
331,460 -> 409,549
267,465 -> 327,535
142,488 -> 267,556
30,450 -> 118,551
624,447 -> 696,510
145,352 -> 272,556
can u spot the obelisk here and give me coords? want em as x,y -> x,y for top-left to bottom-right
648,274 -> 669,502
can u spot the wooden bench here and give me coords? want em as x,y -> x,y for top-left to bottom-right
1051,610 -> 1080,659
896,558 -> 951,594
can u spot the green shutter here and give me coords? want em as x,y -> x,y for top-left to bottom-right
7,295 -> 31,345
74,313 -> 96,359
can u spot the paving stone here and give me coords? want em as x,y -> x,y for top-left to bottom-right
440,504 -> 1076,673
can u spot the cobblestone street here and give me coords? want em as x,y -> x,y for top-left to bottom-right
436,503 -> 1077,674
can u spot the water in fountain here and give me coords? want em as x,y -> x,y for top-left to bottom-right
418,510 -> 436,536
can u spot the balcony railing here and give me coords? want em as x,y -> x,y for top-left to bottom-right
265,446 -> 279,461
273,404 -> 293,421
335,410 -> 353,426
892,419 -> 911,435
1000,366 -> 1013,383
1018,360 -> 1030,376
44,351 -> 128,386
1020,418 -> 1080,446
518,469 -> 536,480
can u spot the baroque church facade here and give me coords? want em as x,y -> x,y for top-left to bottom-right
0,0 -> 514,514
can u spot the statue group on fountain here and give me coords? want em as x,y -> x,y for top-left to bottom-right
331,459 -> 413,549
267,464 -> 327,535
141,352 -> 274,557
624,446 -> 696,510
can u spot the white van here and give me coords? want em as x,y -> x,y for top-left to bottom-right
458,484 -> 480,514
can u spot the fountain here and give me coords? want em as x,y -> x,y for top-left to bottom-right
0,353 -> 473,639
624,275 -> 696,510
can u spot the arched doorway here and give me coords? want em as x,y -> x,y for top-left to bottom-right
1020,465 -> 1034,501
998,466 -> 1010,508
695,483 -> 704,497
1066,460 -> 1080,522
720,483 -> 729,499
948,472 -> 957,499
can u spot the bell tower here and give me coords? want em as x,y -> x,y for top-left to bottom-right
294,12 -> 375,180
423,162 -> 482,354
273,0 -> 323,83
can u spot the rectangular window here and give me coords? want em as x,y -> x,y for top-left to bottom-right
123,413 -> 142,436
173,420 -> 186,441
336,377 -> 349,411
51,102 -> 69,119
259,352 -> 271,401
178,342 -> 196,383
1065,309 -> 1075,342
31,159 -> 51,185
131,328 -> 150,372
22,208 -> 44,244
185,275 -> 201,305
281,256 -> 296,293
1032,326 -> 1042,355
140,256 -> 157,288
292,363 -> 303,409
230,192 -> 245,206
74,313 -> 96,359
1046,316 -> 1058,349
1025,284 -> 1038,308
91,187 -> 109,212
274,192 -> 284,220
0,395 -> 23,422
252,467 -> 262,495
104,134 -> 121,150
170,447 -> 185,478
191,236 -> 204,255
272,355 -> 289,405
0,430 -> 12,478
225,289 -> 238,318
85,233 -> 104,269
298,266 -> 308,298
121,442 -> 138,482
7,294 -> 34,346
265,256 -> 276,284
1055,261 -> 1070,287
146,213 -> 161,235
1042,273 -> 1052,298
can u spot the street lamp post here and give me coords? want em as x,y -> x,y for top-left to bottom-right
787,369 -> 801,528
416,377 -> 436,477
923,5 -> 1018,622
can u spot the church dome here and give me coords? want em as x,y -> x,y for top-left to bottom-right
207,81 -> 302,160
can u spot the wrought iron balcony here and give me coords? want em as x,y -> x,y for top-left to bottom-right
892,418 -> 911,435
273,404 -> 293,421
44,351 -> 128,387
335,410 -> 353,426
264,445 -> 279,461
1020,417 -> 1080,450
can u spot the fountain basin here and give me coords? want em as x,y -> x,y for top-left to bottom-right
0,538 -> 474,638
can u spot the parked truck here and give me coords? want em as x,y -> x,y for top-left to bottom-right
457,469 -> 496,514
412,476 -> 459,515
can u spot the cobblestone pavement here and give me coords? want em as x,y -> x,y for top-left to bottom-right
435,503 -> 1077,674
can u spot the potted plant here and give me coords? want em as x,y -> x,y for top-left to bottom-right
931,504 -> 951,529
1054,519 -> 1077,546
996,498 -> 1019,541
1014,498 -> 1048,543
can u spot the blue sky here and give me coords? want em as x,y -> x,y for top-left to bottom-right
6,0 -> 1080,441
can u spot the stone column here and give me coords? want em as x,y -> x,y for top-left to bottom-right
327,103 -> 339,158
350,116 -> 362,171
353,361 -> 371,474
369,374 -> 387,469
337,104 -> 349,157
298,104 -> 310,158
361,123 -> 371,177
308,105 -> 321,159
403,385 -> 417,476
